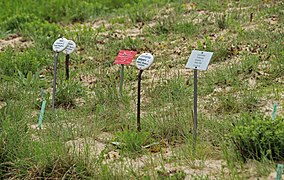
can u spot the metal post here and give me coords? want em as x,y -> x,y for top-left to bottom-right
65,54 -> 70,80
193,68 -> 198,154
137,70 -> 143,132
52,53 -> 59,112
119,64 -> 124,93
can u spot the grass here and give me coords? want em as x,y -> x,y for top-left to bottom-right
0,0 -> 283,179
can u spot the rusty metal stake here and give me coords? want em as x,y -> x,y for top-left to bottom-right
52,53 -> 59,112
193,68 -> 198,154
119,64 -> 124,93
65,54 -> 70,80
137,70 -> 143,132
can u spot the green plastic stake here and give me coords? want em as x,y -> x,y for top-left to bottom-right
37,100 -> 46,129
40,88 -> 44,100
272,103 -> 277,121
276,164 -> 283,180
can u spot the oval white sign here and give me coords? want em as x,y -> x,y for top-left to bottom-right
52,38 -> 68,52
63,40 -> 76,55
136,53 -> 154,70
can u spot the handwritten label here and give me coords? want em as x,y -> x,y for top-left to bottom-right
185,50 -> 213,70
136,53 -> 154,70
114,50 -> 137,65
63,40 -> 76,54
52,38 -> 68,52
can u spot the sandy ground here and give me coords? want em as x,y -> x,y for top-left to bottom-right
0,34 -> 31,51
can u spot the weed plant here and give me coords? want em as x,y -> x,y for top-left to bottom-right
230,114 -> 284,161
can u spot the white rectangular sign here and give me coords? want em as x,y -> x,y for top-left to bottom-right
185,50 -> 213,70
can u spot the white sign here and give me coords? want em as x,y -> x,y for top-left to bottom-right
185,50 -> 213,70
52,38 -> 68,52
136,53 -> 154,70
63,40 -> 76,55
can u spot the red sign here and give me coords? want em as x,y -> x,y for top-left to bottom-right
114,50 -> 137,65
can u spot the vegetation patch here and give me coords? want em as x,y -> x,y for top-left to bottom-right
231,114 -> 284,161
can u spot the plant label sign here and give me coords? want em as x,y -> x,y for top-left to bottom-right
63,40 -> 76,55
185,50 -> 213,153
114,50 -> 137,65
52,38 -> 68,52
136,53 -> 154,70
185,50 -> 213,70
136,53 -> 154,131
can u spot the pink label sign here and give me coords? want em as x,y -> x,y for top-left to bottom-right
114,50 -> 137,65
